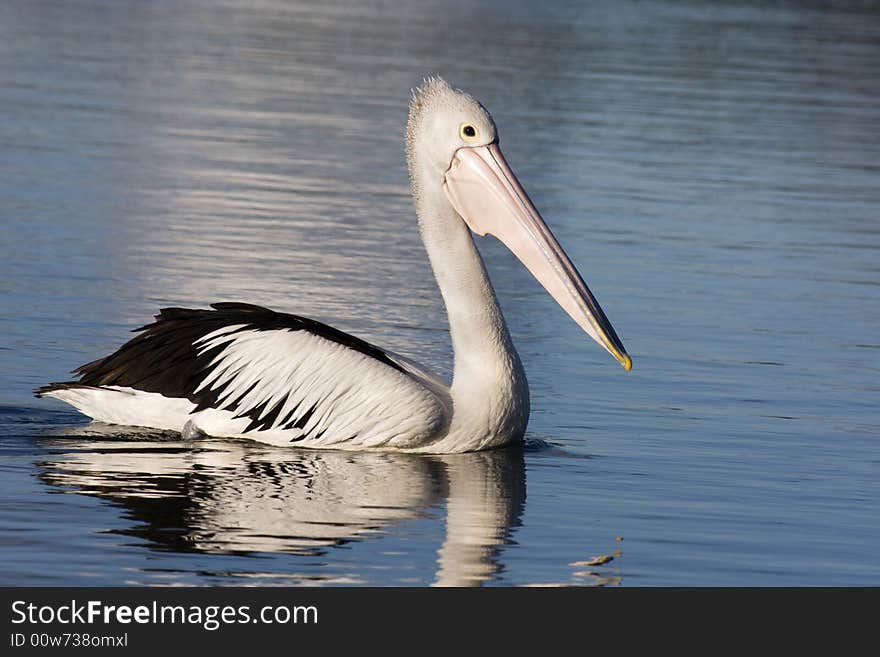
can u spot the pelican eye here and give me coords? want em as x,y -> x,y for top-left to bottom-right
460,124 -> 478,141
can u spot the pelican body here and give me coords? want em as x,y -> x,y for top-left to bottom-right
38,78 -> 631,454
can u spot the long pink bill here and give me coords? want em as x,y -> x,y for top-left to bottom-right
443,143 -> 631,371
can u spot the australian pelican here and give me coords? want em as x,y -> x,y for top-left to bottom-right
38,77 -> 631,453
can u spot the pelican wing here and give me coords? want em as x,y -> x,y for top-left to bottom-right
39,303 -> 449,449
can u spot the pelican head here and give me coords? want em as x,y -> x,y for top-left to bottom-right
406,77 -> 631,371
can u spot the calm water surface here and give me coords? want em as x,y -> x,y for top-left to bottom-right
1,0 -> 878,585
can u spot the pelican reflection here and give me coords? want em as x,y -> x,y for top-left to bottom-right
37,426 -> 525,586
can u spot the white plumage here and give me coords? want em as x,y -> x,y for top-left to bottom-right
189,327 -> 448,448
47,325 -> 450,450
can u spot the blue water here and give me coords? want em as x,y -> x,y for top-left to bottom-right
1,0 -> 878,585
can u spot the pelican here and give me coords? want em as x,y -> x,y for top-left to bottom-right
38,77 -> 631,454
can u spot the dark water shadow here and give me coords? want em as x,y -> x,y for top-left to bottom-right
35,423 -> 527,586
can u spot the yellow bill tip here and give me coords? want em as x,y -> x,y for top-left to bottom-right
622,354 -> 633,372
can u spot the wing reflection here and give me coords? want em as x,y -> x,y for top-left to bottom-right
36,425 -> 525,586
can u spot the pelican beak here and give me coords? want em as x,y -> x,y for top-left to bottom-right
443,143 -> 631,371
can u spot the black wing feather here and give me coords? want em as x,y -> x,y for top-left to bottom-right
36,303 -> 406,433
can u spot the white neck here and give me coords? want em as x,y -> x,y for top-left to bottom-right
410,163 -> 529,450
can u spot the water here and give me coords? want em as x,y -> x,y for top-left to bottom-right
1,0 -> 878,586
